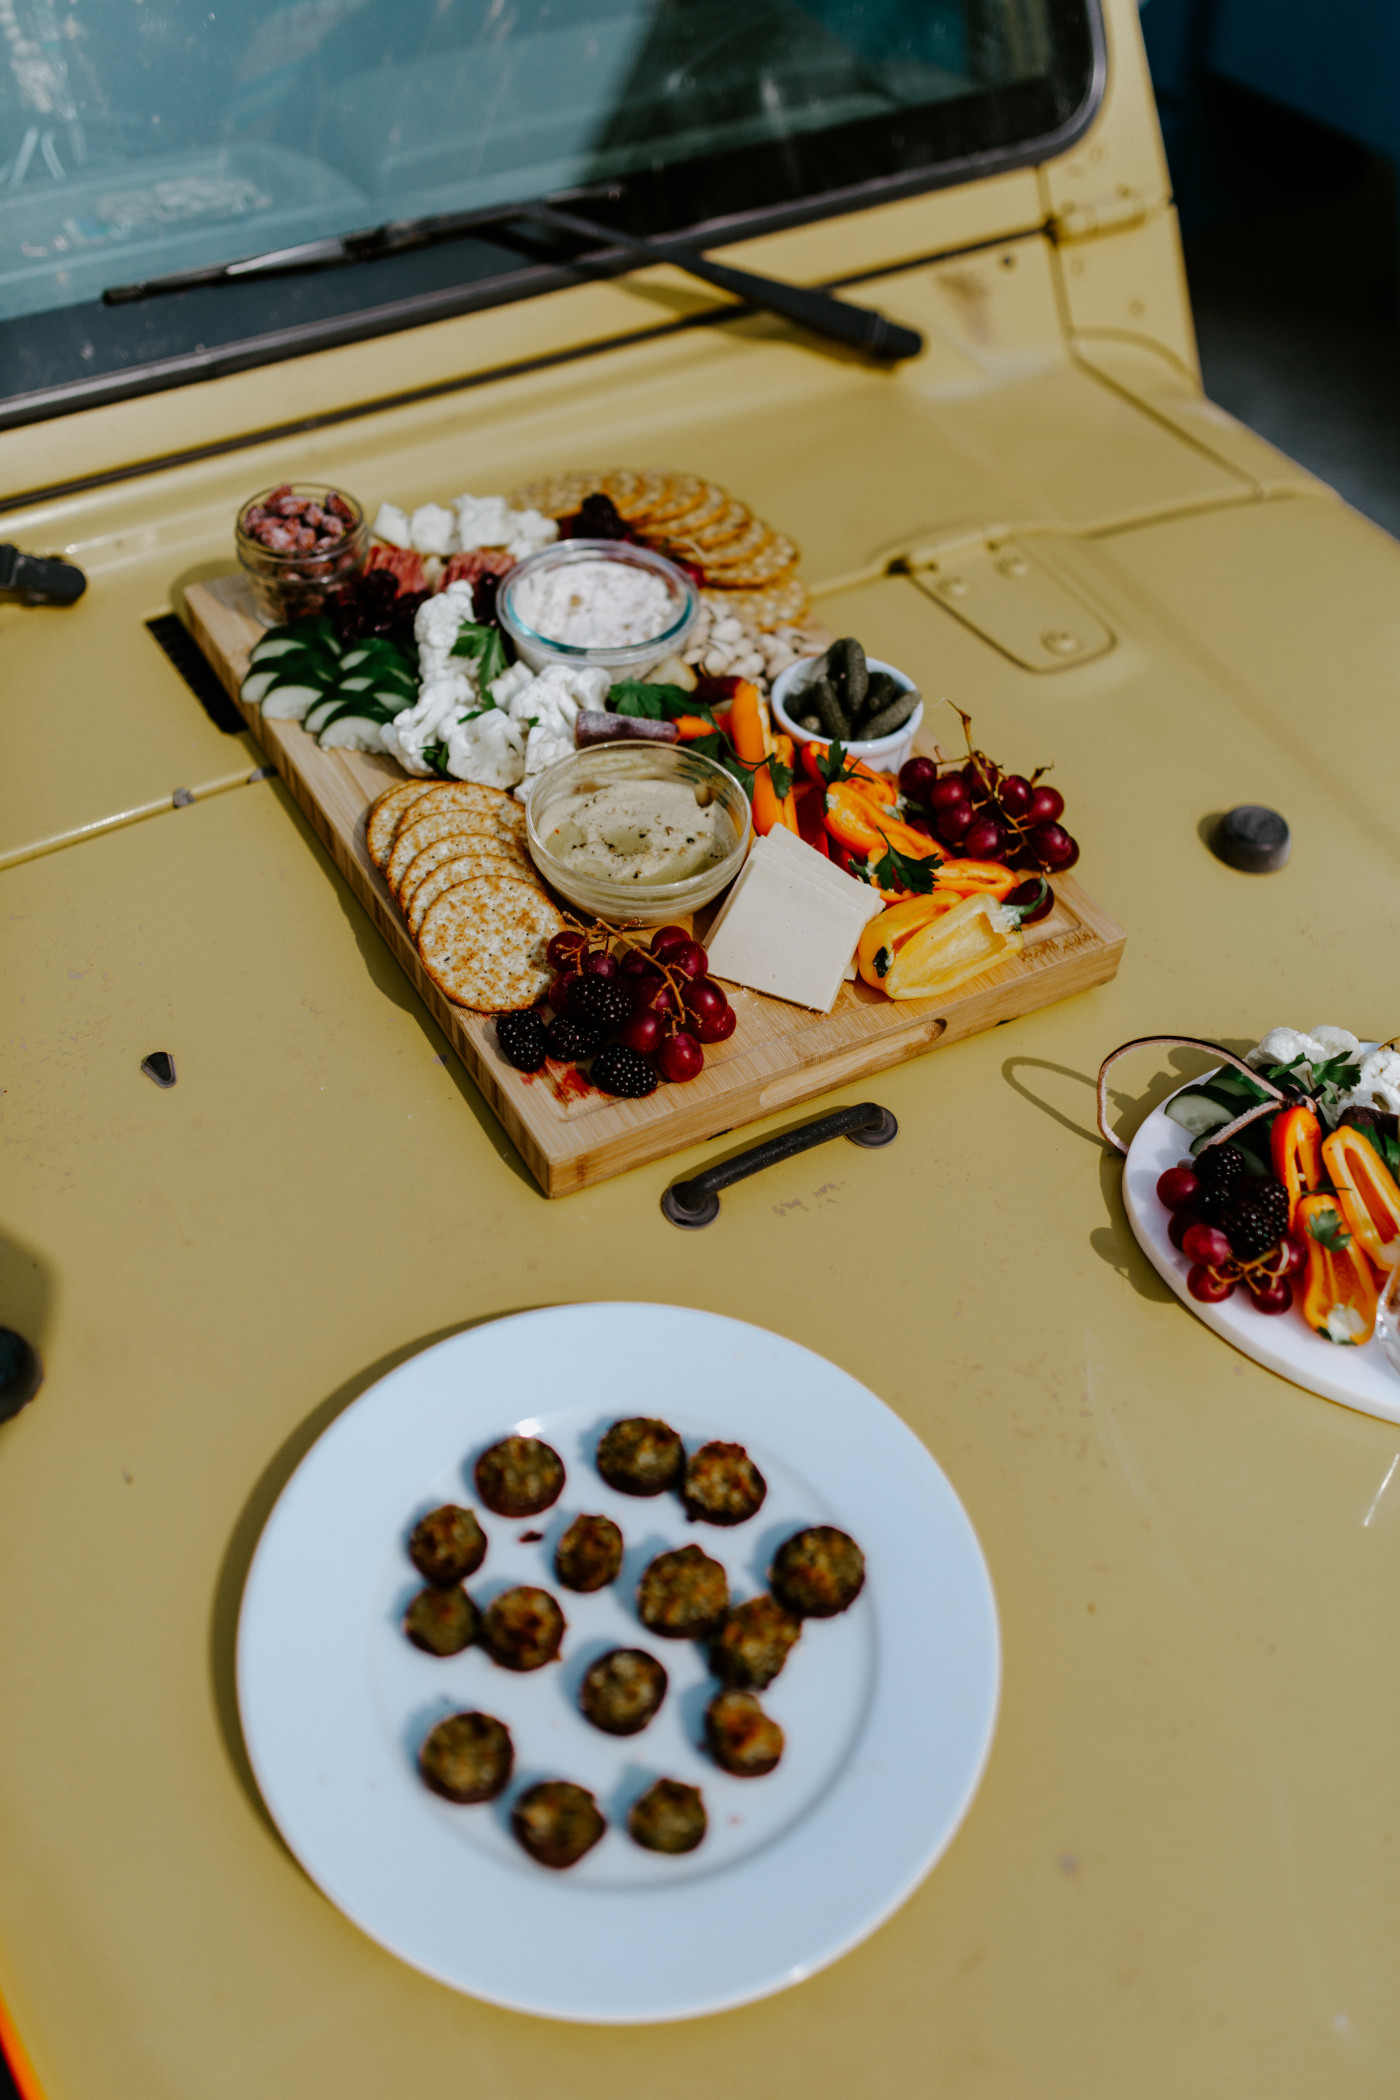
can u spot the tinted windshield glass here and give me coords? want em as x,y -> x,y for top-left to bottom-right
0,0 -> 1097,426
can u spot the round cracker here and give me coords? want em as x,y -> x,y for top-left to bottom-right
418,876 -> 563,1012
508,470 -> 604,518
676,500 -> 752,551
388,805 -> 524,897
703,534 -> 802,587
400,832 -> 525,914
407,849 -> 533,936
367,780 -> 437,868
632,472 -> 706,526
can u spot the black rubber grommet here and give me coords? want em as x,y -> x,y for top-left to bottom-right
847,1107 -> 899,1147
141,1051 -> 177,1088
661,1185 -> 721,1229
1212,805 -> 1291,873
0,1329 -> 42,1424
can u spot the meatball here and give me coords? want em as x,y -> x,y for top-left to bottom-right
403,1585 -> 480,1657
596,1417 -> 685,1497
637,1544 -> 730,1639
710,1593 -> 801,1690
512,1780 -> 606,1869
681,1441 -> 767,1526
770,1526 -> 865,1618
554,1512 -> 624,1593
579,1648 -> 668,1736
409,1503 -> 487,1586
481,1584 -> 565,1670
628,1779 -> 707,1855
474,1435 -> 565,1518
418,1711 -> 513,1803
705,1689 -> 784,1777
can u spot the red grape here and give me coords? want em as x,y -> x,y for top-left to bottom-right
936,803 -> 973,845
1029,784 -> 1065,824
657,1030 -> 704,1082
546,931 -> 587,970
620,1009 -> 664,1057
1029,821 -> 1075,869
905,815 -> 936,839
998,774 -> 1032,818
929,776 -> 971,814
1183,1223 -> 1232,1268
668,940 -> 708,980
1157,1166 -> 1201,1212
899,756 -> 939,802
1168,1213 -> 1193,1253
1005,877 -> 1054,926
962,815 -> 1006,860
1188,1264 -> 1235,1302
962,759 -> 998,795
584,949 -> 620,979
620,947 -> 654,977
682,978 -> 728,1026
1278,1234 -> 1307,1276
1058,834 -> 1080,871
634,974 -> 678,1017
548,969 -> 579,1010
650,925 -> 689,956
1250,1278 -> 1293,1315
694,1003 -> 737,1045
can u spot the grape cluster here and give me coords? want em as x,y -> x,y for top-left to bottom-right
1156,1152 -> 1303,1314
498,924 -> 738,1093
897,749 -> 1080,873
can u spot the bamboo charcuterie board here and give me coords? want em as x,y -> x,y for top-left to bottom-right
187,573 -> 1125,1196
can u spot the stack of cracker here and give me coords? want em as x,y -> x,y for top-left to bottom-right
367,780 -> 565,1012
507,468 -> 809,630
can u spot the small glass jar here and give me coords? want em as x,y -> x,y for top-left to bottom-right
236,484 -> 368,626
525,742 -> 750,926
498,539 -> 699,674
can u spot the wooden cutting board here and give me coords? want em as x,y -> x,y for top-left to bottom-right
186,572 -> 1125,1196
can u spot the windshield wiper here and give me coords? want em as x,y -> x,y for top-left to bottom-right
103,193 -> 923,363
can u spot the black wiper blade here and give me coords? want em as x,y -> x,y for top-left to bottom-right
103,190 -> 923,363
516,201 -> 922,363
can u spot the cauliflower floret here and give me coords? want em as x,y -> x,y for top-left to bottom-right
384,670 -> 477,774
1341,1047 -> 1400,1116
489,661 -> 536,710
413,580 -> 477,680
1247,1027 -> 1329,1074
498,663 -> 610,800
444,707 -> 527,790
1309,1026 -> 1362,1060
409,502 -> 458,556
371,501 -> 412,549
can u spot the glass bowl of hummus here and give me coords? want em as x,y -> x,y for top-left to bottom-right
525,742 -> 751,924
498,539 -> 699,674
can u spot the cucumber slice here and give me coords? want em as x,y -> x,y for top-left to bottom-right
262,682 -> 327,722
1164,1090 -> 1235,1137
240,667 -> 278,707
249,633 -> 316,664
303,692 -> 346,733
318,713 -> 390,751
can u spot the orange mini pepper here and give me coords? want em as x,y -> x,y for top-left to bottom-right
727,679 -> 767,765
1297,1191 -> 1379,1345
823,782 -> 936,862
933,858 -> 1017,901
1321,1125 -> 1400,1271
798,741 -> 897,799
673,713 -> 718,740
1270,1104 -> 1323,1232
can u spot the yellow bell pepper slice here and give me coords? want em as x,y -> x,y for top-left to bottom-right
861,892 -> 1023,1000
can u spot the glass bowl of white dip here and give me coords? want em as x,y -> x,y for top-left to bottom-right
525,742 -> 751,925
498,539 -> 699,674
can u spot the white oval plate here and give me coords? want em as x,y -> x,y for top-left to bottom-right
237,1304 -> 1000,2023
1124,1091 -> 1400,1423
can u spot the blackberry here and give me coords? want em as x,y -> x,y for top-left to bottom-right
1224,1178 -> 1290,1262
590,1043 -> 659,1098
494,1007 -> 547,1073
546,1014 -> 600,1062
1191,1184 -> 1233,1228
569,974 -> 632,1030
1196,1143 -> 1249,1191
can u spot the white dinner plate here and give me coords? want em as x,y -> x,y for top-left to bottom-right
1125,1090 -> 1400,1424
236,1304 -> 1000,2023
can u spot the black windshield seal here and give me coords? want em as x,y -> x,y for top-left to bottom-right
0,0 -> 1103,435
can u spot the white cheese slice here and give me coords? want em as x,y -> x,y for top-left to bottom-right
764,823 -> 887,922
705,838 -> 882,1011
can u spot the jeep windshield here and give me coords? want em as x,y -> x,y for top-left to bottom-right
0,0 -> 1099,424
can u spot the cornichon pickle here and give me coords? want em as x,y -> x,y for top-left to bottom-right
827,637 -> 868,715
860,685 -> 920,739
808,675 -> 849,739
853,670 -> 898,727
